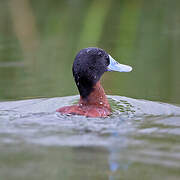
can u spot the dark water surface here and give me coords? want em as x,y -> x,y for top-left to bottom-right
0,0 -> 180,179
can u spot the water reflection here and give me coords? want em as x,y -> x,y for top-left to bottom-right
0,0 -> 180,103
8,0 -> 39,62
108,132 -> 129,180
0,0 -> 180,179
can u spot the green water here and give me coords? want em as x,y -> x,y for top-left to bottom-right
0,0 -> 180,103
0,0 -> 180,179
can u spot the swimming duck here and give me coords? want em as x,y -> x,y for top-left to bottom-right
56,47 -> 132,117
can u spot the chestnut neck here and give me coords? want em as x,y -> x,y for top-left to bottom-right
79,81 -> 110,109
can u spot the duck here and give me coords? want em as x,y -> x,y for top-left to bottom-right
56,47 -> 132,117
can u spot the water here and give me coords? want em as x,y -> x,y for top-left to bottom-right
1,0 -> 180,179
0,96 -> 180,180
0,0 -> 180,103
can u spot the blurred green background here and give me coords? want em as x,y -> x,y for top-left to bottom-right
0,0 -> 180,104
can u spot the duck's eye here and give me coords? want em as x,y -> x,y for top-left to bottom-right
105,55 -> 110,65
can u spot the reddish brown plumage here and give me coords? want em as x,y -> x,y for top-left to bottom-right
56,81 -> 111,117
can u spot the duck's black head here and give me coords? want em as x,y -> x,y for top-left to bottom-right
72,47 -> 132,99
72,47 -> 110,99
